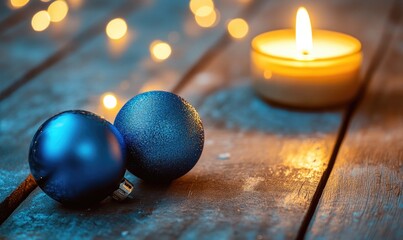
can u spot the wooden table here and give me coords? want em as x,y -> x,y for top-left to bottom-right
0,0 -> 402,239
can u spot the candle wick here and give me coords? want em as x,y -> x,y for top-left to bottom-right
302,50 -> 309,55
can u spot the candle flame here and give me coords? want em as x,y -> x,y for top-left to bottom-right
296,7 -> 313,55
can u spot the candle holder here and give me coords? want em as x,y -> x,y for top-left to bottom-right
250,7 -> 363,109
251,30 -> 362,109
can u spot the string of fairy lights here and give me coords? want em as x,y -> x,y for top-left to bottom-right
7,0 -> 250,112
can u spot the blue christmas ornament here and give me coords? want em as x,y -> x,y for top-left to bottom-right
114,91 -> 204,182
29,110 -> 127,206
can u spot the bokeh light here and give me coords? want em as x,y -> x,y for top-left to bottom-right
150,40 -> 172,62
67,0 -> 82,9
106,18 -> 128,40
189,0 -> 214,15
194,5 -> 214,17
31,11 -> 50,32
227,18 -> 249,39
10,0 -> 29,9
102,93 -> 118,109
264,70 -> 272,79
47,0 -> 69,23
194,8 -> 218,28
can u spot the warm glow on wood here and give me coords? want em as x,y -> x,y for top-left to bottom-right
296,7 -> 313,55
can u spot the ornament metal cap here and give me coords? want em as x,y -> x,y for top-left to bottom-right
111,178 -> 134,201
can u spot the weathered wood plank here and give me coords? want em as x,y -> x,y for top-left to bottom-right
165,1 -> 396,238
0,0 -> 394,238
0,1 -> 12,22
0,0 -> 249,204
306,8 -> 403,240
0,0 -> 134,96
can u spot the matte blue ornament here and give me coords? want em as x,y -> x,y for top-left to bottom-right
114,91 -> 204,182
29,110 -> 127,206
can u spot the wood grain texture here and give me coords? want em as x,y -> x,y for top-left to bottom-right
0,0 -> 134,96
307,9 -> 403,240
0,0 -> 247,203
0,0 -> 397,239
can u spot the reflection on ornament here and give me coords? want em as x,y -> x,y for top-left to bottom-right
29,110 -> 128,206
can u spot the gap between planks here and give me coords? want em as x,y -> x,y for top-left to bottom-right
0,0 -> 264,225
0,0 -> 142,102
295,0 -> 402,239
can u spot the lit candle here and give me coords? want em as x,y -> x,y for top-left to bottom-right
251,7 -> 362,108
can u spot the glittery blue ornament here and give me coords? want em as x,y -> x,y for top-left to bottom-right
114,91 -> 204,182
29,110 -> 127,206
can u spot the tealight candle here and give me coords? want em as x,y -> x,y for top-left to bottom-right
251,7 -> 362,108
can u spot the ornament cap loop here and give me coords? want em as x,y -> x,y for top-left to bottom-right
111,178 -> 134,201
